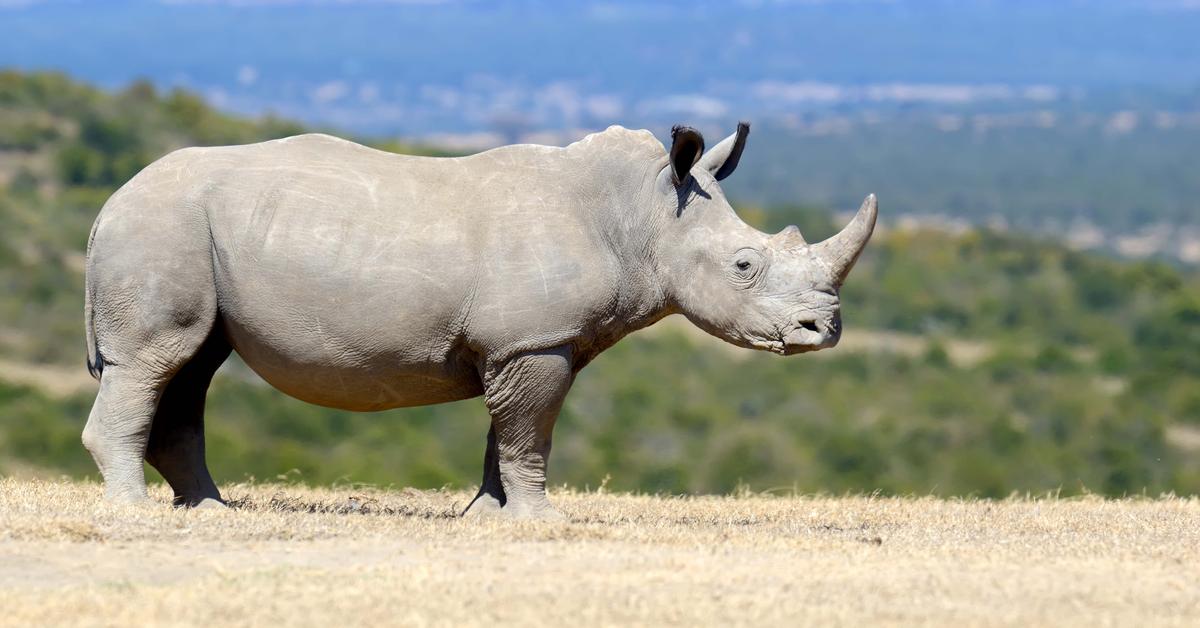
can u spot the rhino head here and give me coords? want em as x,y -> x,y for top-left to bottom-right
654,123 -> 877,355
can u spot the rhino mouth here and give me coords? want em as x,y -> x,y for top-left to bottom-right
749,316 -> 840,355
777,317 -> 839,355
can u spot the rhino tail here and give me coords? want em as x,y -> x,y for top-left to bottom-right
84,217 -> 103,381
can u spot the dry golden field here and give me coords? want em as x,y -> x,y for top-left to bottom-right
1,479 -> 1198,627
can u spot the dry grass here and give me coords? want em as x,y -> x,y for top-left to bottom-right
1,479 -> 1197,627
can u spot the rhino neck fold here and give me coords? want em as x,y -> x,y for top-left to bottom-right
573,154 -> 675,333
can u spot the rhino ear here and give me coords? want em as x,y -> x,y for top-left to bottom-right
669,125 -> 705,187
697,121 -> 749,181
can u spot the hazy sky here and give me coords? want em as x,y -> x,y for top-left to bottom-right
4,0 -> 1199,133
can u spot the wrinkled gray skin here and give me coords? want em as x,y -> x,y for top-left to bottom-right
82,123 -> 877,519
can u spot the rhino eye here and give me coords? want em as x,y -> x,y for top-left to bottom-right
729,248 -> 765,287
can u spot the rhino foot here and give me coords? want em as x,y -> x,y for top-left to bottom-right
461,493 -> 504,518
178,496 -> 228,510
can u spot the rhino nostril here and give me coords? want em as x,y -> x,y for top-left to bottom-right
798,320 -> 820,334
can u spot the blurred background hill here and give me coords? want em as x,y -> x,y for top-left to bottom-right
1,1 -> 1198,496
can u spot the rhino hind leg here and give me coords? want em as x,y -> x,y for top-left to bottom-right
83,199 -> 221,504
82,365 -> 170,503
83,321 -> 222,504
83,318 -> 221,504
462,345 -> 573,521
145,324 -> 231,508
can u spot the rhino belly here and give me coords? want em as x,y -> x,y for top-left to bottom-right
213,265 -> 483,412
223,316 -> 483,411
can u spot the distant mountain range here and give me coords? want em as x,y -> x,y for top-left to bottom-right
3,1 -> 1199,257
4,0 -> 1200,136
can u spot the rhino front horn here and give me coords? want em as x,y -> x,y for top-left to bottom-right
812,194 -> 878,284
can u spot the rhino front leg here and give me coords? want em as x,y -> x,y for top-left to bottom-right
463,345 -> 573,520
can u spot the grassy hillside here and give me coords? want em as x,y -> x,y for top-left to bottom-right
1,71 -> 1198,497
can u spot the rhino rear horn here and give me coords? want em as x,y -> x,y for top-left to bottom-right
812,194 -> 878,284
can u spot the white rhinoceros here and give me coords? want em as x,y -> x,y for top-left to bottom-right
82,123 -> 876,518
